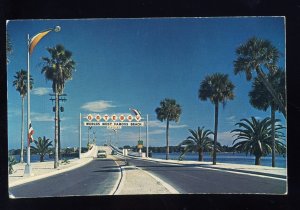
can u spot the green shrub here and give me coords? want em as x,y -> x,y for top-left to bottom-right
61,158 -> 70,165
8,156 -> 17,174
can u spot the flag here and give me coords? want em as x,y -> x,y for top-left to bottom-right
130,108 -> 141,116
29,29 -> 53,55
28,123 -> 34,145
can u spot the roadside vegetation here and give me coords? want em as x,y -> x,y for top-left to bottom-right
13,70 -> 33,163
155,98 -> 182,160
41,44 -> 76,168
153,37 -> 286,166
178,127 -> 214,161
231,117 -> 286,165
8,155 -> 18,174
198,73 -> 235,165
30,136 -> 53,162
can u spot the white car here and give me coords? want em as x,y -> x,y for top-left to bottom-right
97,150 -> 107,158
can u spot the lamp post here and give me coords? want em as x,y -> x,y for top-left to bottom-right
24,26 -> 61,176
79,113 -> 82,159
146,114 -> 149,158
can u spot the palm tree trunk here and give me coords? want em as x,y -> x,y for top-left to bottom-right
198,148 -> 203,161
54,85 -> 59,168
213,103 -> 219,165
256,67 -> 286,118
166,119 -> 170,160
20,97 -> 24,163
271,103 -> 276,167
58,98 -> 61,160
40,155 -> 44,162
255,156 -> 261,165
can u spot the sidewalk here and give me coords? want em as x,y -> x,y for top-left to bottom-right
9,144 -> 99,188
145,157 -> 287,178
9,157 -> 94,187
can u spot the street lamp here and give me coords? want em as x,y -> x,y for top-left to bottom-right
24,26 -> 61,176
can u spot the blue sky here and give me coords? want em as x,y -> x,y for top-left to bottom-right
7,17 -> 286,149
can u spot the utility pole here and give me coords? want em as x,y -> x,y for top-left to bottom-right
50,93 -> 67,160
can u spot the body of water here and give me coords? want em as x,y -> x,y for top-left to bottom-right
151,152 -> 287,168
12,154 -> 68,163
12,152 -> 287,168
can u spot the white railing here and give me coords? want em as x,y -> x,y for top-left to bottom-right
81,144 -> 97,158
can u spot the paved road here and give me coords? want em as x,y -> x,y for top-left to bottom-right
10,158 -> 120,198
126,157 -> 287,194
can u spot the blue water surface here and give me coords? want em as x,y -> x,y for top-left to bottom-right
13,152 -> 287,168
151,152 -> 287,168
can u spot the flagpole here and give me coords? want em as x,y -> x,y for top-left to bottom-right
22,26 -> 60,174
79,113 -> 82,159
146,114 -> 149,158
24,34 -> 32,176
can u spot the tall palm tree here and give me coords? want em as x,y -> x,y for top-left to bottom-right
199,73 -> 235,165
13,70 -> 33,163
249,69 -> 286,167
231,117 -> 286,165
155,98 -> 182,160
178,127 -> 214,161
31,136 -> 53,162
41,44 -> 76,168
6,33 -> 12,64
234,37 -> 286,118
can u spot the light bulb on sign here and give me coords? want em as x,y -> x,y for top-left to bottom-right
54,26 -> 61,32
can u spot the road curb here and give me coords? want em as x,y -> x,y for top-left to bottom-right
136,167 -> 179,194
110,159 -> 124,195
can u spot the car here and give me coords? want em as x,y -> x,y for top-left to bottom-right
97,150 -> 107,158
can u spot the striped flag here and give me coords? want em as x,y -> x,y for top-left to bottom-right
29,29 -> 53,55
130,108 -> 141,117
28,123 -> 34,145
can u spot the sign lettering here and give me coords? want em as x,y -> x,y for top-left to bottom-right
84,121 -> 144,127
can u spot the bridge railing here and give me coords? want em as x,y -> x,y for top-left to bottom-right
81,144 -> 97,158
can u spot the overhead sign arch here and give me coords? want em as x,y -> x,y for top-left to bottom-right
79,112 -> 149,159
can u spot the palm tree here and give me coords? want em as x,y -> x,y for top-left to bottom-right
234,37 -> 286,118
41,44 -> 76,168
178,127 -> 214,161
13,70 -> 33,163
31,136 -> 53,162
6,33 -> 12,64
155,98 -> 182,160
199,73 -> 235,165
231,117 -> 286,165
249,69 -> 286,167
